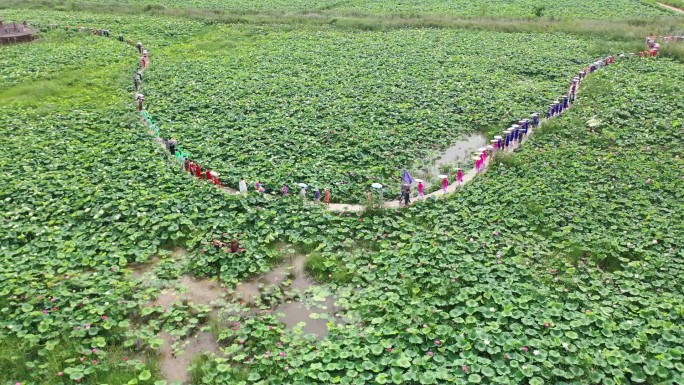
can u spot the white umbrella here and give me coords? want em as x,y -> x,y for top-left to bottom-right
437,174 -> 448,179
371,183 -> 383,189
298,183 -> 308,188
415,179 -> 424,183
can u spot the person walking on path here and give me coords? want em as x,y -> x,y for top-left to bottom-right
136,42 -> 143,54
323,188 -> 331,206
417,180 -> 425,200
189,160 -> 195,174
205,169 -> 212,181
457,168 -> 464,185
314,188 -> 321,202
134,74 -> 141,91
167,138 -> 177,156
210,171 -> 220,187
239,178 -> 248,194
183,158 -> 190,172
403,186 -> 411,207
135,93 -> 144,111
281,184 -> 289,196
441,176 -> 449,196
195,162 -> 201,179
300,186 -> 307,201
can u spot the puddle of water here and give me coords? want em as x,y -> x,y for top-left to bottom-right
434,132 -> 488,168
159,331 -> 219,385
415,132 -> 487,183
178,276 -> 224,307
154,289 -> 182,308
130,256 -> 161,279
231,254 -> 343,339
289,255 -> 315,291
275,300 -> 335,338
232,255 -> 306,305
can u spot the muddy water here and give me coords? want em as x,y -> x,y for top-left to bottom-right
178,276 -> 224,307
275,296 -> 338,338
232,254 -> 339,338
232,255 -> 304,305
129,256 -> 160,279
434,132 -> 488,167
159,331 -> 219,385
414,132 -> 488,191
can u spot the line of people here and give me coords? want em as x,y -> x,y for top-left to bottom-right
33,22 -> 673,211
124,33 -> 658,209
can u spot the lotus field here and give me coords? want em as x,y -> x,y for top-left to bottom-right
1,3 -> 683,385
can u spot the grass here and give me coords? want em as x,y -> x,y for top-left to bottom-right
0,335 -> 161,384
2,0 -> 684,40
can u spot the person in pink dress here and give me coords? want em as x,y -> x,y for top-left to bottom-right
417,180 -> 425,200
457,168 -> 464,185
441,176 -> 448,196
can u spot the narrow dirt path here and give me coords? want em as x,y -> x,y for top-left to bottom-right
657,2 -> 684,13
327,118 -> 539,212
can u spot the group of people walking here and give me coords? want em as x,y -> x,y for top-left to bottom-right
278,184 -> 332,205
113,30 -> 663,209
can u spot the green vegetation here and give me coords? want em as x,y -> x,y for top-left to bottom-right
3,0 -> 677,19
1,1 -> 683,385
143,25 -> 624,202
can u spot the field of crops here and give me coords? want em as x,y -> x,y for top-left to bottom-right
33,0 -> 677,19
143,26 -> 620,202
1,2 -> 683,385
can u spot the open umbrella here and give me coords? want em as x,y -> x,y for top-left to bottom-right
415,179 -> 424,183
371,183 -> 383,189
298,183 -> 308,188
437,174 -> 448,179
402,170 -> 413,185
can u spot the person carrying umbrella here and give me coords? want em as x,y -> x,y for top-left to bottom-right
205,168 -> 212,181
136,42 -> 143,54
403,185 -> 411,207
239,178 -> 248,194
456,168 -> 464,185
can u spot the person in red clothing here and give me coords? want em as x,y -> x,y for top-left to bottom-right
211,171 -> 220,187
205,169 -> 212,181
195,163 -> 201,178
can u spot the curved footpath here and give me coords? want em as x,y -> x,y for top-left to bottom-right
36,24 -> 675,212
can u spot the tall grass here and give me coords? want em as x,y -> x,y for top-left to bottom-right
2,0 -> 684,43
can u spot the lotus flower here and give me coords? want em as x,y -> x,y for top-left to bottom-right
522,346 -> 529,352
426,351 -> 434,357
